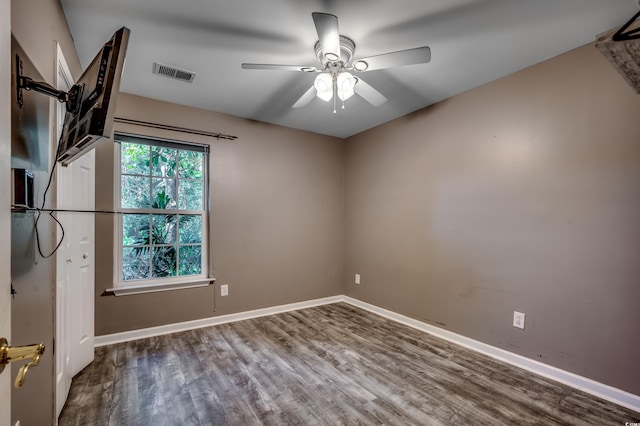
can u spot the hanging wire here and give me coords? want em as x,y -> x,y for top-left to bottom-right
34,142 -> 65,260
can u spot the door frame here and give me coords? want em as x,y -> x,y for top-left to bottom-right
1,0 -> 13,423
54,41 -> 74,419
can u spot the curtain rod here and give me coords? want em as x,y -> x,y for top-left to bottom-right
114,117 -> 238,141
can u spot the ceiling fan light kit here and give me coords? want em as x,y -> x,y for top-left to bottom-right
314,73 -> 333,102
241,12 -> 431,113
336,72 -> 356,101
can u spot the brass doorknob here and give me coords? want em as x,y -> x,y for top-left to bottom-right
0,337 -> 45,388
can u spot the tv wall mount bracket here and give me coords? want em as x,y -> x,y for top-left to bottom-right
15,54 -> 84,114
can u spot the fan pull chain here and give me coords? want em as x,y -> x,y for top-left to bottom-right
333,74 -> 337,114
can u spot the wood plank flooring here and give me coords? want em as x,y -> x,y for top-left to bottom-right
59,303 -> 639,425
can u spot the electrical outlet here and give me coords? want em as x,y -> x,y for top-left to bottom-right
355,274 -> 360,285
220,284 -> 228,297
513,311 -> 525,329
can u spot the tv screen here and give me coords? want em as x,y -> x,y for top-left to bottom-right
57,27 -> 130,166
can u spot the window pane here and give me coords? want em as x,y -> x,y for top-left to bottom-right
179,215 -> 202,244
119,137 -> 208,286
178,180 -> 203,210
179,245 -> 202,276
123,214 -> 150,246
123,247 -> 150,281
152,146 -> 177,178
152,246 -> 177,277
121,175 -> 150,209
152,214 -> 177,244
178,151 -> 203,179
152,178 -> 177,209
121,143 -> 150,175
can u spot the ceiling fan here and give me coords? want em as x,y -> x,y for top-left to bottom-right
241,12 -> 431,113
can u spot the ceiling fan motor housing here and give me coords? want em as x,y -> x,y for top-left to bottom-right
315,35 -> 355,68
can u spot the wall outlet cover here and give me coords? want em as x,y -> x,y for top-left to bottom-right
355,274 -> 360,285
513,311 -> 525,329
221,284 -> 229,297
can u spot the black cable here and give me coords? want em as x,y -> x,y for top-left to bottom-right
34,210 -> 64,259
34,140 -> 64,259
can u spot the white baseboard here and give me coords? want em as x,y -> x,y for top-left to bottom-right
341,296 -> 640,414
94,295 -> 342,347
94,294 -> 640,413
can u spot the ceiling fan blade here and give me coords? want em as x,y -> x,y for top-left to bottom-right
242,63 -> 319,72
354,78 -> 387,106
312,12 -> 341,62
353,46 -> 431,71
292,85 -> 317,108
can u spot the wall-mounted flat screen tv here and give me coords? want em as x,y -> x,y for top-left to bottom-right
57,26 -> 130,166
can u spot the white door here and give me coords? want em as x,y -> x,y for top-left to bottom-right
54,44 -> 96,418
66,149 -> 95,376
1,0 -> 12,421
55,139 -> 96,417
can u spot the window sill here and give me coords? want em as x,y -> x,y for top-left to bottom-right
106,278 -> 215,296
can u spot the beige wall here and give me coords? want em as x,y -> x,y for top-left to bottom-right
344,43 -> 640,396
94,93 -> 345,335
12,0 -> 81,82
10,0 -> 81,425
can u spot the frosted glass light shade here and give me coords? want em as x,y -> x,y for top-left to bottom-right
337,72 -> 355,101
314,73 -> 333,102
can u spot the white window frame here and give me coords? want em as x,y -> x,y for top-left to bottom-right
110,132 -> 212,296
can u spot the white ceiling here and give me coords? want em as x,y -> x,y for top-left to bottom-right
60,0 -> 638,138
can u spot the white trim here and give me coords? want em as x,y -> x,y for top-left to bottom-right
94,295 -> 342,346
113,140 -> 120,283
94,294 -> 640,413
106,277 -> 214,296
341,296 -> 640,414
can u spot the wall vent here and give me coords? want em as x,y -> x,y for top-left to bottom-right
152,62 -> 196,83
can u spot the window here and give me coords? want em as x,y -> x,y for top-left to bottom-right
114,134 -> 209,293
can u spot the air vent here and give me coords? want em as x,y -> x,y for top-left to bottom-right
152,62 -> 196,83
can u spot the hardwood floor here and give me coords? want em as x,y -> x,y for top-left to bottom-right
59,303 -> 639,425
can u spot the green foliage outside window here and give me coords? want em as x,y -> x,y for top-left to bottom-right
120,141 -> 205,281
